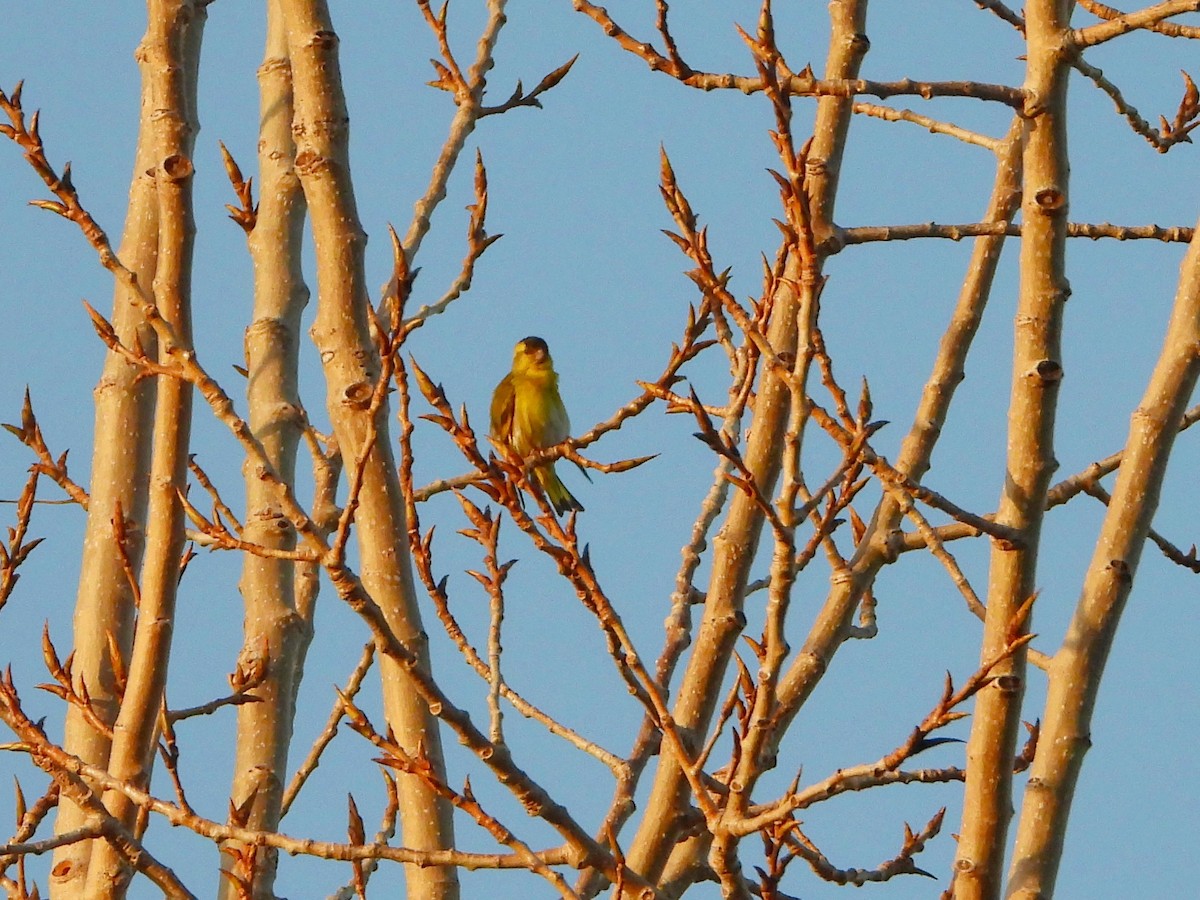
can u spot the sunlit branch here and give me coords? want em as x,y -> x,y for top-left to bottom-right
971,0 -> 1026,32
280,643 -> 375,818
401,152 -> 503,335
839,220 -> 1194,245
478,56 -> 578,117
0,469 -> 43,614
0,782 -> 60,875
186,457 -> 242,533
745,615 -> 1033,838
339,696 -> 580,898
898,492 -> 987,619
165,680 -> 266,723
1078,0 -> 1200,37
37,626 -> 115,740
410,365 -> 728,831
0,682 -> 196,897
396,361 -> 628,776
570,2 -> 1025,105
401,0 -> 568,268
576,327 -> 755,898
809,403 -> 1023,546
1,680 -> 580,874
852,102 -> 1002,150
782,810 -> 943,885
1076,478 -> 1200,573
79,265 -> 632,886
1068,50 -> 1200,152
1046,402 -> 1200,509
327,774 -> 400,900
2,390 -> 90,509
1072,0 -> 1200,47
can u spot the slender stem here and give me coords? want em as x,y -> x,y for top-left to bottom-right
954,3 -> 1072,897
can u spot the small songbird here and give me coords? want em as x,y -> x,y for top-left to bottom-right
490,336 -> 584,515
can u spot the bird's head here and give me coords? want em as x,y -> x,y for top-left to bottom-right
513,336 -> 553,374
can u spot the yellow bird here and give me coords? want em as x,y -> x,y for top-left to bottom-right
490,336 -> 584,515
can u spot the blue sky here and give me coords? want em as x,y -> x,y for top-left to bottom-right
2,3 -> 1198,898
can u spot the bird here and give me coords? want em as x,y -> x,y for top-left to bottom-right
490,336 -> 584,515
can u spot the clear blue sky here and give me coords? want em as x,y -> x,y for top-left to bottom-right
2,3 -> 1198,897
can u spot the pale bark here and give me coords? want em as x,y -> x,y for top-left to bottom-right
83,1 -> 205,895
1005,214 -> 1200,898
217,0 -> 313,895
276,2 -> 459,897
1,2 -> 1192,897
953,3 -> 1073,898
622,1 -> 871,890
49,53 -> 159,900
773,116 -> 1024,722
53,3 -> 204,897
650,113 -> 1027,900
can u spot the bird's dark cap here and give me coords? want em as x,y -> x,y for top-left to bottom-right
520,336 -> 549,353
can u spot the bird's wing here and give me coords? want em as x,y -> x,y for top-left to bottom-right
543,390 -> 571,445
490,373 -> 516,442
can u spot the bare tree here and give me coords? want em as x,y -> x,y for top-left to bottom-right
1,2 -> 1198,898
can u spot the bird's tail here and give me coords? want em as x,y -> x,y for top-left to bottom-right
536,463 -> 584,515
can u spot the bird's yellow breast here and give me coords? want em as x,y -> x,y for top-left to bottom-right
508,370 -> 568,454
